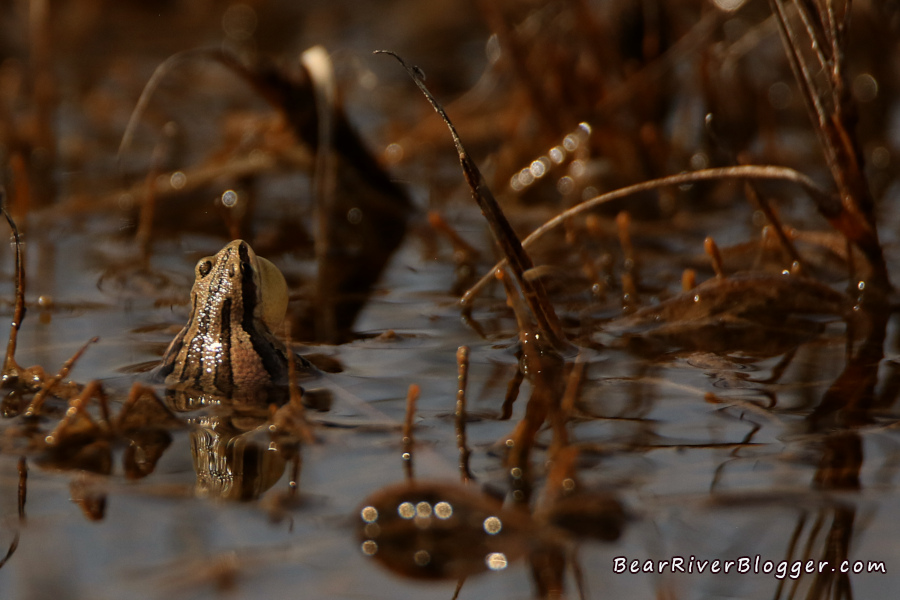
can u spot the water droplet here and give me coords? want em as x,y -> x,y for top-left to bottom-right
434,501 -> 453,519
556,176 -> 574,195
549,146 -> 565,164
169,171 -> 187,190
384,143 -> 404,163
398,502 -> 415,519
689,152 -> 709,170
221,190 -> 238,207
852,73 -> 878,103
483,516 -> 502,534
361,540 -> 378,555
485,552 -> 508,571
416,502 -> 432,518
530,159 -> 547,178
569,159 -> 585,178
518,168 -> 534,188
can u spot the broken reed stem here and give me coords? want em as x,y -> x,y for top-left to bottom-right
25,337 -> 99,417
402,383 -> 420,481
134,123 -> 184,262
500,362 -> 523,420
704,237 -> 726,278
461,165 -> 835,306
134,164 -> 159,263
0,531 -> 17,570
616,211 -> 638,310
451,577 -> 467,600
376,50 -> 571,354
455,346 -> 473,483
742,179 -> 805,274
287,452 -> 302,499
1,206 -> 25,382
91,380 -> 111,425
17,456 -> 26,520
28,0 -> 56,207
616,211 -> 634,266
8,155 -> 30,224
44,380 -> 110,446
560,357 -> 586,419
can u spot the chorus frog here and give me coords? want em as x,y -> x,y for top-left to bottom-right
157,240 -> 314,401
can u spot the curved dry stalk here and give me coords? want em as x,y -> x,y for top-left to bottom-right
461,165 -> 834,306
117,48 -> 226,162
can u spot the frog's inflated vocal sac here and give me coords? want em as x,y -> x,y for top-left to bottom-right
157,240 -> 314,399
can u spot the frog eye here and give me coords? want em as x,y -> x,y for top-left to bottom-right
196,258 -> 214,278
257,256 -> 288,330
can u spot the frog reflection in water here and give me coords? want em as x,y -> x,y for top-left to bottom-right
155,240 -> 319,499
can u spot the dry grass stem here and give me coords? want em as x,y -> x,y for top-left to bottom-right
455,346 -> 473,483
704,237 -> 725,278
402,383 -> 420,481
1,206 -> 26,382
462,165 -> 836,306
